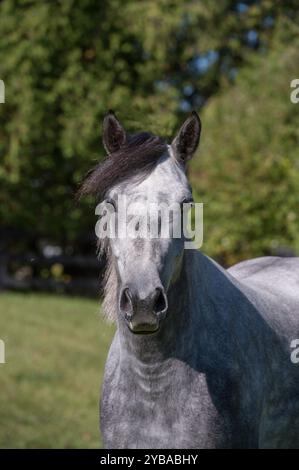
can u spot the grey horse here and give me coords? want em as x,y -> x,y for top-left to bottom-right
81,111 -> 299,449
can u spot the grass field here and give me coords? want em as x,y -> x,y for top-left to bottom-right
0,292 -> 115,448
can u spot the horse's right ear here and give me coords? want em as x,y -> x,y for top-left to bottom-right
102,110 -> 126,155
171,111 -> 201,163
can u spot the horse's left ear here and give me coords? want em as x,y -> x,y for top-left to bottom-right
102,110 -> 127,155
171,111 -> 201,162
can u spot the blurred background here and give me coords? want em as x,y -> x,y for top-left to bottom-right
0,0 -> 298,448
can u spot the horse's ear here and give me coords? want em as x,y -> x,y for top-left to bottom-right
171,111 -> 201,162
102,110 -> 126,155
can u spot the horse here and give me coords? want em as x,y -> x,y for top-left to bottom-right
80,110 -> 299,448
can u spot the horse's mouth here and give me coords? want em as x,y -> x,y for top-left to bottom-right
128,322 -> 160,335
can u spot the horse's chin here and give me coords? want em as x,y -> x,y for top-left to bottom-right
127,322 -> 160,335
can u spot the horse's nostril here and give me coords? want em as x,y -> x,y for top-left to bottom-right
120,286 -> 167,323
153,288 -> 167,315
120,288 -> 134,316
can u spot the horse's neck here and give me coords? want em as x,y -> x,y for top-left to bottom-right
116,249 -> 263,375
189,251 -> 271,377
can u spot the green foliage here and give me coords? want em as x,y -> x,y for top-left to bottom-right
0,292 -> 114,448
191,18 -> 299,264
0,0 -> 178,242
0,0 -> 298,259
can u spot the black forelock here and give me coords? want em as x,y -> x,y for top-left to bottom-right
79,132 -> 167,200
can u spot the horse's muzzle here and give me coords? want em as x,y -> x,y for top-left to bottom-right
119,286 -> 168,334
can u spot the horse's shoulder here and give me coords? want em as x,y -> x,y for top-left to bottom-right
228,256 -> 299,281
228,256 -> 299,312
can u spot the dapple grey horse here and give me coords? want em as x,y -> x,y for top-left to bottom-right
81,111 -> 299,449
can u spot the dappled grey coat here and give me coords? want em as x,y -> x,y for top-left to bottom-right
82,111 -> 299,449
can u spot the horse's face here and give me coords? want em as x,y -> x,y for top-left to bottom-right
106,152 -> 194,334
92,111 -> 201,334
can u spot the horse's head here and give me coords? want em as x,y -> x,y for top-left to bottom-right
81,111 -> 201,334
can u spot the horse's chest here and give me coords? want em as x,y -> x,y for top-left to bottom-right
101,366 -> 227,449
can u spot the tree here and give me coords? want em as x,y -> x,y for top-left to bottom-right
0,0 -> 297,252
191,18 -> 299,264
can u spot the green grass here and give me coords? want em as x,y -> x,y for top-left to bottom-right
0,292 -> 115,448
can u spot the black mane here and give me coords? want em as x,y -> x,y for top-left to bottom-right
79,132 -> 167,199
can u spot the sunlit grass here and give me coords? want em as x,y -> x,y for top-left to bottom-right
0,292 -> 115,448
